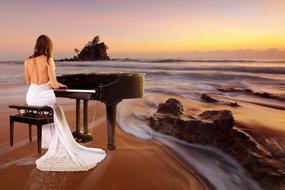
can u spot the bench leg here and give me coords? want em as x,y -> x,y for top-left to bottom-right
37,124 -> 42,154
10,117 -> 14,146
29,124 -> 32,142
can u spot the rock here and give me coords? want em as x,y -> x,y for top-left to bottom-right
157,98 -> 184,116
149,98 -> 285,189
199,110 -> 234,131
217,87 -> 284,101
59,36 -> 110,61
217,87 -> 241,93
231,130 -> 249,141
171,123 -> 186,139
191,121 -> 219,144
201,93 -> 240,107
182,119 -> 200,141
201,93 -> 218,102
255,92 -> 275,99
150,113 -> 185,135
78,42 -> 110,61
227,102 -> 240,107
244,88 -> 254,93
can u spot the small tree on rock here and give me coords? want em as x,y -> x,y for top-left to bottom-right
92,36 -> 100,45
74,48 -> 80,56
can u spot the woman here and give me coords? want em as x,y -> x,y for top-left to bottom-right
24,35 -> 106,171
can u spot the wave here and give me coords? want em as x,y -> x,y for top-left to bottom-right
117,96 -> 262,190
56,61 -> 285,75
55,63 -> 285,84
146,71 -> 285,84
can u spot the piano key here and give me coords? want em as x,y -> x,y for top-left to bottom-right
54,89 -> 96,93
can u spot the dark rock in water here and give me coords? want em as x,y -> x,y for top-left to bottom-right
217,87 -> 284,101
149,98 -> 285,189
182,119 -> 201,141
255,92 -> 275,99
241,152 -> 285,188
77,42 -> 109,61
201,93 -> 218,102
228,102 -> 240,107
231,130 -> 249,141
171,120 -> 186,139
58,36 -> 110,61
200,93 -> 240,107
244,88 -> 254,93
199,110 -> 234,131
186,120 -> 220,144
157,98 -> 184,116
217,87 -> 248,93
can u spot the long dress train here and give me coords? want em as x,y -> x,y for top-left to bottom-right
26,82 -> 106,171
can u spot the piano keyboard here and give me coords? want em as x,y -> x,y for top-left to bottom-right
54,89 -> 96,93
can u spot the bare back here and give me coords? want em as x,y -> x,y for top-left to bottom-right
24,55 -> 66,89
25,55 -> 50,85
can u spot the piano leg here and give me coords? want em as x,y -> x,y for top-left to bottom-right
72,99 -> 81,138
106,102 -> 118,151
76,99 -> 80,133
72,99 -> 93,142
83,99 -> 88,134
82,99 -> 93,142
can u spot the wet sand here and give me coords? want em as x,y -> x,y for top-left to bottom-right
0,101 -> 205,190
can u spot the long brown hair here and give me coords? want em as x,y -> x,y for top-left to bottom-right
31,35 -> 53,61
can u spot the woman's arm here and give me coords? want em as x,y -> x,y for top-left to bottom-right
24,60 -> 30,85
47,57 -> 67,89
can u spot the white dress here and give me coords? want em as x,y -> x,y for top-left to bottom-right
26,82 -> 106,171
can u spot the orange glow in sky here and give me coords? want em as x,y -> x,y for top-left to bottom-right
0,0 -> 285,60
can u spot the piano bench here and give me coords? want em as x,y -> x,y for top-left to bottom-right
9,104 -> 54,154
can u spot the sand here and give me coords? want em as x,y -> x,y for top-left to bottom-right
0,100 -> 205,190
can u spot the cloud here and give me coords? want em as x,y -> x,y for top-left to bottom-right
110,48 -> 285,60
186,48 -> 285,59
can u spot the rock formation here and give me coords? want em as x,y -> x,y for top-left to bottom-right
201,93 -> 240,107
58,36 -> 110,61
217,87 -> 285,100
149,98 -> 285,189
201,93 -> 218,103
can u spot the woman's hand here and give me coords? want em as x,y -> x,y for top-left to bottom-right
50,82 -> 67,89
58,83 -> 68,89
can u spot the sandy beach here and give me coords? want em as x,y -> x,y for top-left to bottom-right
0,100 -> 205,190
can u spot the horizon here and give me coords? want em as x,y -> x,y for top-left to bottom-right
2,55 -> 285,63
0,0 -> 285,61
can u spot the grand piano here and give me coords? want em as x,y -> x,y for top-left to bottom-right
54,73 -> 145,150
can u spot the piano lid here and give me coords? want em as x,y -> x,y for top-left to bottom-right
60,72 -> 145,77
56,72 -> 145,102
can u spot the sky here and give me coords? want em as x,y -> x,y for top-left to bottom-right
0,0 -> 285,60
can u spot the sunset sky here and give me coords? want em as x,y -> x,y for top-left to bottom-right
0,0 -> 285,60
